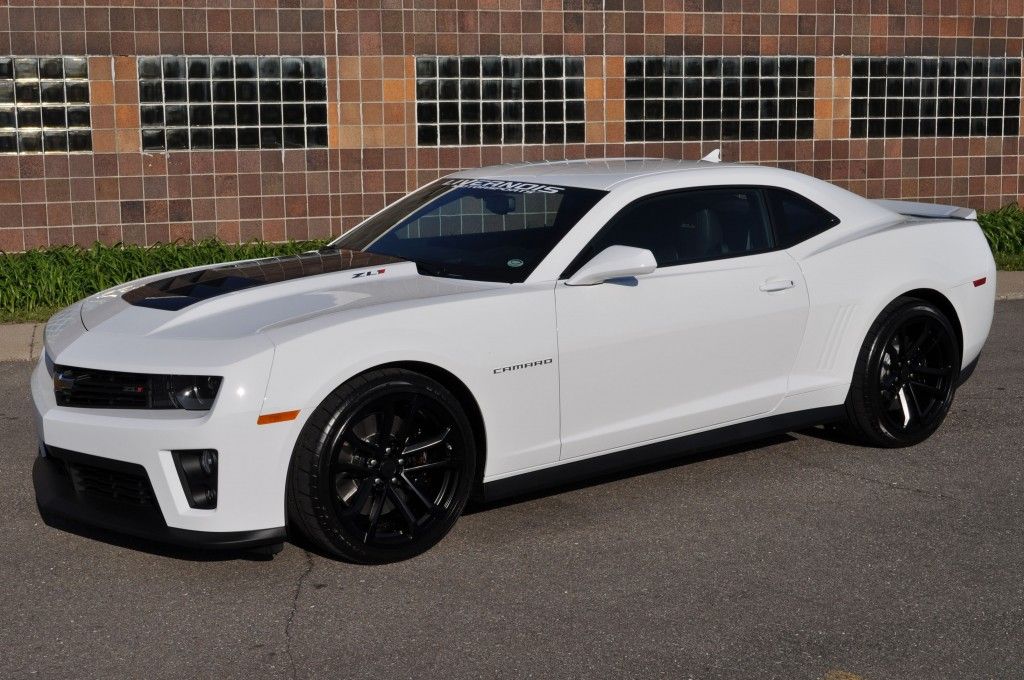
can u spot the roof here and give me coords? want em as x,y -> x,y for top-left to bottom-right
449,157 -> 763,191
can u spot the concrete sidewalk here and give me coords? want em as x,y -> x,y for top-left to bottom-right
2,272 -> 1023,363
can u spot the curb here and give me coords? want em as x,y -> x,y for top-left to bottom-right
0,322 -> 43,363
2,272 -> 1023,363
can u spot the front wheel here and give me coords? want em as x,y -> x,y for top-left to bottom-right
845,297 -> 960,447
288,368 -> 476,563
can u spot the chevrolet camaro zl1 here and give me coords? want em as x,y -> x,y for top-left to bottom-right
33,158 -> 995,563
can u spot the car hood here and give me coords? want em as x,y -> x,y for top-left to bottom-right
78,250 -> 507,340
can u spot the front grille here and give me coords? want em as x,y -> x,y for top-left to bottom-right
48,447 -> 157,508
53,366 -> 151,408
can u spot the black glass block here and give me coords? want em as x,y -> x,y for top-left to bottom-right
645,58 -> 665,78
277,57 -> 301,80
236,58 -> 258,79
304,58 -> 326,79
544,80 -> 563,100
17,107 -> 41,127
165,105 -> 188,126
190,127 -> 213,149
439,124 -> 459,144
565,101 -> 585,122
40,82 -> 65,104
0,58 -> 13,79
142,129 -> 165,150
439,79 -> 458,100
16,82 -> 40,104
214,127 -> 236,149
644,78 -> 663,98
625,121 -> 643,141
15,58 -> 38,79
439,102 -> 459,122
524,123 -> 544,143
305,80 -> 326,101
306,103 -> 327,125
164,81 -> 186,102
188,57 -> 210,79
213,81 -> 235,102
140,81 -> 163,103
39,58 -> 63,79
41,107 -> 66,128
438,57 -> 459,78
502,58 -> 522,79
665,78 -> 683,98
683,100 -> 700,119
141,105 -> 163,126
264,125 -> 290,150
258,57 -> 281,79
238,127 -> 261,148
664,121 -> 682,141
460,80 -> 480,100
722,99 -> 740,119
666,58 -> 684,77
283,126 -> 305,148
0,132 -> 16,153
461,102 -> 481,123
524,79 -> 543,100
283,103 -> 304,123
704,80 -> 722,98
260,104 -> 282,125
19,131 -> 42,153
416,58 -> 436,79
237,81 -> 259,102
43,130 -> 68,152
461,57 -> 480,78
213,104 -> 235,125
0,83 -> 12,105
189,81 -> 211,103
722,78 -> 740,98
482,79 -> 501,100
482,123 -> 502,144
163,56 -> 186,79
778,120 -> 796,138
544,123 -> 564,144
189,105 -> 212,126
625,78 -> 644,99
722,58 -> 739,78
461,124 -> 481,145
417,79 -> 437,100
779,78 -> 796,97
65,83 -> 89,104
259,80 -> 282,101
482,101 -> 501,122
796,119 -> 813,138
565,58 -> 584,78
0,108 -> 14,127
166,128 -> 190,150
544,101 -> 563,122
212,58 -> 234,79
566,123 -> 585,143
417,125 -> 438,145
237,104 -> 259,125
702,121 -> 721,139
139,57 -> 162,79
503,123 -> 522,143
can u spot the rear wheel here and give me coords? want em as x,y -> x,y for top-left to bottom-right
288,368 -> 476,563
845,297 -> 960,447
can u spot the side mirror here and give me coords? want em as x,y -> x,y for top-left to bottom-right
565,245 -> 658,286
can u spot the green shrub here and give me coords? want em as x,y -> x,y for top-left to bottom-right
0,239 -> 328,323
977,203 -> 1024,257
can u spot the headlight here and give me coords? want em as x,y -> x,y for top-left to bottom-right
168,376 -> 223,411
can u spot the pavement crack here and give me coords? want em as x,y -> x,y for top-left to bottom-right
781,452 -> 957,501
284,550 -> 315,680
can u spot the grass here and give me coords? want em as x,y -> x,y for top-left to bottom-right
0,239 -> 328,323
1,203 -> 1023,324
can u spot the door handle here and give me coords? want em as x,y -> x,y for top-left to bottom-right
759,278 -> 796,292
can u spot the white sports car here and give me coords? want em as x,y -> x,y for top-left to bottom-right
33,158 -> 995,563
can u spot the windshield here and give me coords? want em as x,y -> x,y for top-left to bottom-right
330,178 -> 607,283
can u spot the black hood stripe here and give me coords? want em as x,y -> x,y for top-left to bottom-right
122,249 -> 403,311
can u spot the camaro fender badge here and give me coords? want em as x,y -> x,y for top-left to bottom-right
493,358 -> 553,375
352,268 -> 387,278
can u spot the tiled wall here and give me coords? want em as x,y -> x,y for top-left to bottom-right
1,1 -> 1024,252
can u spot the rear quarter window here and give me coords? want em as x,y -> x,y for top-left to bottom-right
766,188 -> 840,248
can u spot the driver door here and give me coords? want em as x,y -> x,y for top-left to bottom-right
555,186 -> 809,460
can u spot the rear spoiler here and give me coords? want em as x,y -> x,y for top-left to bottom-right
872,198 -> 977,221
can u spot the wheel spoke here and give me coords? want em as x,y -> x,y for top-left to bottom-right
363,487 -> 386,543
341,478 -> 374,516
402,427 -> 450,456
905,383 -> 926,421
909,380 -> 944,395
405,458 -> 455,474
387,486 -> 418,535
399,473 -> 440,515
375,400 -> 396,438
394,395 -> 421,446
344,431 -> 383,457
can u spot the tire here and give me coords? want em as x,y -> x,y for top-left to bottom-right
287,368 -> 476,563
845,296 -> 960,447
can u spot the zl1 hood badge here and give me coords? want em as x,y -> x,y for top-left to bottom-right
352,269 -> 387,278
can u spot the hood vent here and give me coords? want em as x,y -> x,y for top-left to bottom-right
122,249 -> 403,311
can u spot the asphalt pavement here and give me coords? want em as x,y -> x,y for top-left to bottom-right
2,303 -> 1022,679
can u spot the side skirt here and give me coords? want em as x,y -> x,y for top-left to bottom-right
480,405 -> 846,503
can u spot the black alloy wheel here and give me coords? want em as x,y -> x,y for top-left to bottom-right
288,368 -> 476,563
846,297 -> 960,447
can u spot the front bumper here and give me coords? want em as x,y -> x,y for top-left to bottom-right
34,449 -> 286,549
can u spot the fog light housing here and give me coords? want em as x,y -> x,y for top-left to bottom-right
172,449 -> 218,509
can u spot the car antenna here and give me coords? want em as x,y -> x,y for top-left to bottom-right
701,148 -> 722,163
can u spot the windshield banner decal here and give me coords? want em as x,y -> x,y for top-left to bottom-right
441,178 -> 564,194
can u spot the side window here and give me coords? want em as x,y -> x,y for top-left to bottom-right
765,188 -> 840,248
564,187 -> 774,276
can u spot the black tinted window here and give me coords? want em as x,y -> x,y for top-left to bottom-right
766,188 -> 840,247
566,187 -> 774,275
